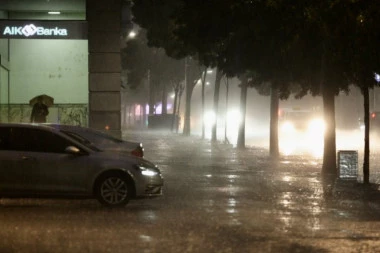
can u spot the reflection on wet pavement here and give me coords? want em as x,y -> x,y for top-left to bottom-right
0,131 -> 379,252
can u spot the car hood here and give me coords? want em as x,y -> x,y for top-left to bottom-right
95,150 -> 155,167
96,141 -> 140,151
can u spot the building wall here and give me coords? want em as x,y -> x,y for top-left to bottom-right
0,66 -> 8,103
0,1 -> 89,125
87,0 -> 121,134
9,39 -> 88,104
0,0 -> 123,130
0,37 -> 9,104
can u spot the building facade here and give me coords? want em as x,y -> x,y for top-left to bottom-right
0,0 -> 123,135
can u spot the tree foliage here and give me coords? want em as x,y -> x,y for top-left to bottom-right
121,29 -> 186,114
132,0 -> 380,177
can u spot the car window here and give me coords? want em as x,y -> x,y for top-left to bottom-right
0,127 -> 10,150
60,130 -> 101,151
91,130 -> 123,143
8,127 -> 74,153
79,129 -> 123,144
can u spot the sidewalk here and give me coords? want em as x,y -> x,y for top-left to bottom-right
333,179 -> 380,201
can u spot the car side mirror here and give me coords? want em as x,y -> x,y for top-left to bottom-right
65,146 -> 82,155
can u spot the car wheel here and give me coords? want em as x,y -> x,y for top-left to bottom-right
95,174 -> 130,207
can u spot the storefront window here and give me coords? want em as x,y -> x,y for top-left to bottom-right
0,0 -> 87,125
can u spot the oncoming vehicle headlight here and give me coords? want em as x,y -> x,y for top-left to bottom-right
227,109 -> 242,125
308,118 -> 325,134
204,111 -> 216,128
281,121 -> 295,133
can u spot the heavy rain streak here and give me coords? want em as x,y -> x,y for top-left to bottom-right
2,1 -> 380,252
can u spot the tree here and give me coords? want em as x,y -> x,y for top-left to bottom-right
158,56 -> 186,116
183,57 -> 204,136
293,1 -> 380,177
174,0 -> 265,145
236,74 -> 248,149
171,79 -> 184,132
133,0 -> 380,181
284,1 -> 353,176
343,1 -> 380,184
122,29 -> 186,119
200,67 -> 207,139
121,30 -> 151,90
211,68 -> 223,142
132,0 -> 205,136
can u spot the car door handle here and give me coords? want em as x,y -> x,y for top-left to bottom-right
21,156 -> 36,161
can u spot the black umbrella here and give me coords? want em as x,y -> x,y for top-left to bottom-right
29,94 -> 54,107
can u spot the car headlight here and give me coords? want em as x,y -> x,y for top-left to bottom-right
281,121 -> 295,133
227,109 -> 242,126
141,169 -> 158,176
136,161 -> 159,177
204,111 -> 216,128
308,118 -> 325,133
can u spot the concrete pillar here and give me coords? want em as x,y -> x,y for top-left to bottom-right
86,0 -> 121,136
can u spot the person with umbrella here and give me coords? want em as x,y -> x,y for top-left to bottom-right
30,95 -> 53,123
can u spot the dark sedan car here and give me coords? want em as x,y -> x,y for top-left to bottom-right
0,123 -> 163,207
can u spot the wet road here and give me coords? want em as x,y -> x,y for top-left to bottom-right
1,131 -> 380,252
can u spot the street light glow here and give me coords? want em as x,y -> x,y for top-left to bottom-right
128,31 -> 137,38
375,72 -> 380,83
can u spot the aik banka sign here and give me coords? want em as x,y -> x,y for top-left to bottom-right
0,21 -> 87,40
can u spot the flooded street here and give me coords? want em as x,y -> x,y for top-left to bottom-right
1,130 -> 380,252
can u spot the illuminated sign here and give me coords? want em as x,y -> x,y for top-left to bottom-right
0,21 -> 87,40
3,24 -> 68,37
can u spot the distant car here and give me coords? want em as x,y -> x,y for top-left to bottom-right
279,109 -> 325,136
0,123 -> 163,207
44,124 -> 144,158
359,111 -> 380,133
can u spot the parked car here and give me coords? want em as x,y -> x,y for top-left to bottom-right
0,123 -> 163,207
44,124 -> 144,158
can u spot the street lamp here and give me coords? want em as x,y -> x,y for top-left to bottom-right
128,30 -> 137,39
374,72 -> 380,83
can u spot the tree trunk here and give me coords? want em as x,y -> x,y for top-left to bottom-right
183,57 -> 191,136
143,101 -> 147,128
322,86 -> 337,177
224,77 -> 229,144
177,84 -> 184,133
183,76 -> 196,136
237,75 -> 248,149
148,70 -> 155,115
269,82 -> 279,158
183,83 -> 192,136
182,58 -> 199,136
362,87 -> 370,184
201,67 -> 207,139
171,84 -> 179,132
161,82 -> 167,115
212,68 -> 223,143
128,105 -> 132,127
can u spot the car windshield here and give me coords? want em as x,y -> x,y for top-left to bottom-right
85,129 -> 123,144
283,111 -> 315,121
60,130 -> 101,152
